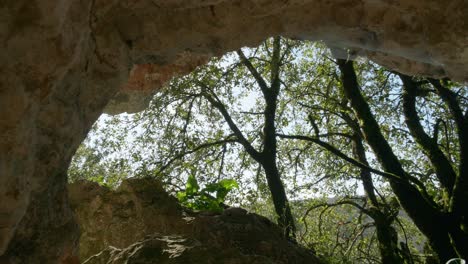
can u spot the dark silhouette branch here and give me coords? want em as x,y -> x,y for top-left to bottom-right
400,74 -> 456,194
336,58 -> 458,260
237,49 -> 270,95
277,133 -> 426,190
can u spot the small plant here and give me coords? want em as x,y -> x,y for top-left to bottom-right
177,175 -> 238,212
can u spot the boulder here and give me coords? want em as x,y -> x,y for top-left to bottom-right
70,178 -> 320,264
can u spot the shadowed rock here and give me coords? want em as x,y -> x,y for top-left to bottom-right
70,178 -> 321,264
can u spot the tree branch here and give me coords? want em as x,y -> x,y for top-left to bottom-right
197,82 -> 262,161
155,138 -> 238,176
337,59 -> 457,260
277,133 -> 426,189
428,78 -> 464,131
237,49 -> 270,95
400,74 -> 456,194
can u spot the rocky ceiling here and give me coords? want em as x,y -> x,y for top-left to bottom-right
0,0 -> 467,263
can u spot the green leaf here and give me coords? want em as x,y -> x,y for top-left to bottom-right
177,191 -> 187,202
204,183 -> 221,193
216,179 -> 239,200
216,188 -> 229,201
218,179 -> 238,190
185,175 -> 199,195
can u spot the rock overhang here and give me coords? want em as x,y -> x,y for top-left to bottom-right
0,0 -> 467,262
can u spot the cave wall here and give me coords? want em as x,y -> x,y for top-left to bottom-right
0,0 -> 467,262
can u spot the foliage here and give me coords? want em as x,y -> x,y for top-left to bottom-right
296,197 -> 428,264
177,175 -> 238,212
68,38 -> 468,263
68,132 -> 131,189
298,199 -> 381,264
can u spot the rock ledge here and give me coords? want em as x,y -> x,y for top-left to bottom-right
69,178 -> 320,264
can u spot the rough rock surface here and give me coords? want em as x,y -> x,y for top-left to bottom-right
69,178 -> 188,259
104,52 -> 210,114
70,178 -> 320,264
1,0 -> 467,262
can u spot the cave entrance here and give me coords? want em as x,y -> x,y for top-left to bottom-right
1,1 -> 467,263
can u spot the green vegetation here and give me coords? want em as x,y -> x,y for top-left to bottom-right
177,175 -> 238,212
69,38 -> 468,263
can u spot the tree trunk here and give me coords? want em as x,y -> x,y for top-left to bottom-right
260,36 -> 296,239
337,59 -> 458,261
400,75 -> 456,196
233,37 -> 297,239
352,132 -> 404,264
400,75 -> 468,258
262,159 -> 296,238
374,216 -> 404,264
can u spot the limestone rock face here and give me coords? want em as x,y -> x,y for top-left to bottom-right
69,178 -> 188,259
70,178 -> 321,264
0,0 -> 467,262
104,52 -> 210,114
